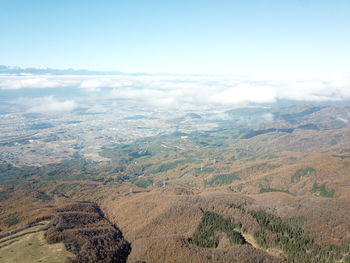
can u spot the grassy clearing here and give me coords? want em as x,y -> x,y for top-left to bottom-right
312,183 -> 335,198
259,187 -> 294,196
0,221 -> 73,263
150,159 -> 195,174
35,191 -> 52,201
133,178 -> 153,188
204,173 -> 240,186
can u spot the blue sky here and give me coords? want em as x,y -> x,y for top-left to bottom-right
1,0 -> 350,77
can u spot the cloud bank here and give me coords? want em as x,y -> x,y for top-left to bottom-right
0,75 -> 81,90
1,74 -> 350,109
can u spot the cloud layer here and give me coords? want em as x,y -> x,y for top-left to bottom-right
1,74 -> 350,110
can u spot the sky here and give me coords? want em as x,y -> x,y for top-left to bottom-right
1,0 -> 350,78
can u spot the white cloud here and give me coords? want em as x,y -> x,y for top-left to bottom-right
26,96 -> 77,113
1,74 -> 350,110
276,79 -> 350,102
0,75 -> 81,90
0,77 -> 59,90
210,84 -> 277,105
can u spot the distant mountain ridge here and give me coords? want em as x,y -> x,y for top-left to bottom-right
0,65 -> 206,76
0,65 -> 125,75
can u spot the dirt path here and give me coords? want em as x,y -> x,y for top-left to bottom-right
240,231 -> 284,259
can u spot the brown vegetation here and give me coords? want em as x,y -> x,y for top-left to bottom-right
45,203 -> 131,263
1,105 -> 350,262
102,188 -> 285,262
128,237 -> 283,263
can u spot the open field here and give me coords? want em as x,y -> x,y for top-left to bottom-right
0,221 -> 73,263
